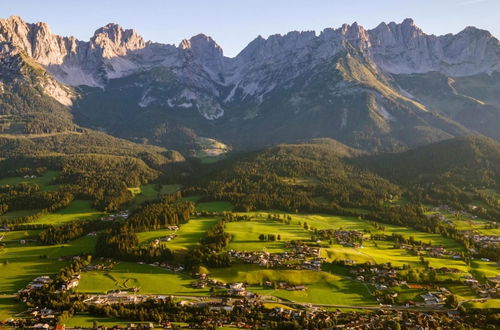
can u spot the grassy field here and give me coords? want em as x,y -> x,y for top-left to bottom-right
196,201 -> 234,212
31,200 -> 105,226
164,218 -> 218,251
0,170 -> 59,192
209,264 -> 375,306
0,234 -> 96,294
0,295 -> 25,321
226,219 -> 310,252
78,262 -> 209,296
0,209 -> 41,222
137,229 -> 175,246
66,314 -> 156,328
463,299 -> 500,309
243,212 -> 463,251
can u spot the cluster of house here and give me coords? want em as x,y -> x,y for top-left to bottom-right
84,292 -> 151,305
101,209 -> 130,221
331,229 -> 364,247
0,226 -> 10,232
263,281 -> 306,291
419,291 -> 448,306
83,262 -> 114,272
465,233 -> 500,248
464,275 -> 500,298
190,274 -> 257,298
398,243 -> 462,260
228,243 -> 323,271
349,263 -> 403,288
17,276 -> 53,299
60,274 -> 80,291
191,273 -> 226,289
17,274 -> 80,303
136,260 -> 185,273
431,205 -> 478,221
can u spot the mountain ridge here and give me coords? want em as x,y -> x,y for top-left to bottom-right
1,16 -> 499,153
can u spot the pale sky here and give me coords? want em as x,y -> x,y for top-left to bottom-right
0,0 -> 498,57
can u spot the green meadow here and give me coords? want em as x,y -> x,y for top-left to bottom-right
242,212 -> 463,251
0,233 -> 96,294
209,264 -> 375,306
196,201 -> 234,212
136,229 -> 176,246
226,219 -> 310,252
30,200 -> 105,226
0,209 -> 40,222
163,217 -> 218,251
78,262 -> 209,296
0,295 -> 24,321
0,170 -> 59,192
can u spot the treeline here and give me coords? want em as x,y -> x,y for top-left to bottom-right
0,153 -> 162,214
95,226 -> 173,263
55,154 -> 159,211
357,136 -> 500,221
95,197 -> 194,263
126,192 -> 193,231
185,220 -> 232,270
38,220 -> 118,244
0,184 -> 74,225
199,220 -> 232,251
185,143 -> 401,213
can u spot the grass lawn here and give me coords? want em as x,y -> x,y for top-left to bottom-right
321,241 -> 427,268
209,264 -> 375,306
77,262 -> 209,296
0,234 -> 96,294
463,299 -> 500,309
164,217 -> 218,251
470,260 -> 500,280
0,295 -> 25,321
196,201 -> 234,212
447,284 -> 477,301
226,220 -> 310,252
66,314 -> 155,328
0,209 -> 41,223
0,170 -> 59,192
137,229 -> 175,246
31,200 -> 105,226
244,212 -> 463,251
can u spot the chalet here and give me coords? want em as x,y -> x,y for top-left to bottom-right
421,292 -> 439,305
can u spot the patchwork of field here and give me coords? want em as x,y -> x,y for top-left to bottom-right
0,189 -> 498,318
77,262 -> 209,296
209,264 -> 375,306
0,233 -> 96,294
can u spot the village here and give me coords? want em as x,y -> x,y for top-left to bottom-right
228,242 -> 323,271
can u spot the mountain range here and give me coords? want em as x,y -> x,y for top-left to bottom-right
0,16 -> 499,153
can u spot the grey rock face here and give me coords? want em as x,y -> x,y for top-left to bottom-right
0,16 -> 498,110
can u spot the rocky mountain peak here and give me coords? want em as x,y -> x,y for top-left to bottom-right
92,23 -> 145,58
180,34 -> 223,56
